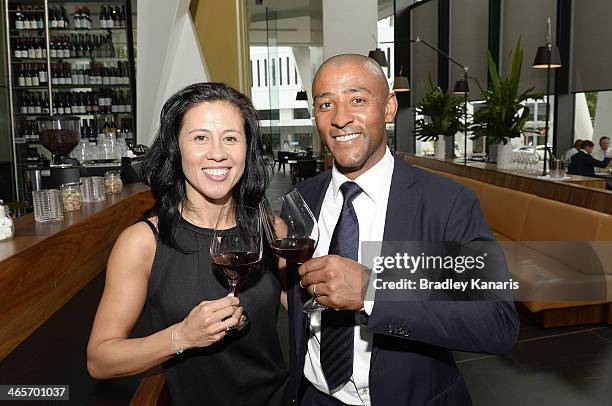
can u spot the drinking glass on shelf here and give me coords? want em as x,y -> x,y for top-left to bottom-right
259,189 -> 321,313
210,205 -> 262,330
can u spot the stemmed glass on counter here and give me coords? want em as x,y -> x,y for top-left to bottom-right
259,189 -> 322,313
210,205 -> 262,330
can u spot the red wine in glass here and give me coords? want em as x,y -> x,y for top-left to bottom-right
259,189 -> 322,313
210,205 -> 262,330
269,237 -> 316,264
212,251 -> 261,281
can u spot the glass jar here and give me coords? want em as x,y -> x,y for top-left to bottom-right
80,176 -> 106,202
104,170 -> 123,194
0,201 -> 14,241
32,189 -> 64,222
60,181 -> 83,211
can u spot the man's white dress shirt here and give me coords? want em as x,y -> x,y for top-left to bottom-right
303,148 -> 395,405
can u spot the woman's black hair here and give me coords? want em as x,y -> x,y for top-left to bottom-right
142,82 -> 273,249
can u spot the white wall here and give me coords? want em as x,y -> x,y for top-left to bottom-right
594,91 -> 612,142
322,0 -> 378,60
137,0 -> 209,146
574,92 -> 594,141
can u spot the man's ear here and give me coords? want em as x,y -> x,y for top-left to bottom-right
385,92 -> 398,123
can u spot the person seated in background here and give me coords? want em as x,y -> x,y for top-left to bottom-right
592,136 -> 611,162
563,139 -> 583,162
568,140 -> 611,177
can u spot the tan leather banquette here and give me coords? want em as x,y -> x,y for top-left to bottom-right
418,167 -> 612,327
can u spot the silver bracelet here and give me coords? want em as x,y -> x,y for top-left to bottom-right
171,328 -> 184,355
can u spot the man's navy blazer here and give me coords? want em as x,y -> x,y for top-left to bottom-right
287,156 -> 520,406
568,150 -> 610,177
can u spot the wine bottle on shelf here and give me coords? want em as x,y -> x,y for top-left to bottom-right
28,13 -> 36,30
27,94 -> 36,114
24,65 -> 32,87
100,6 -> 107,29
65,64 -> 72,85
15,6 -> 24,30
20,39 -> 28,58
49,6 -> 57,29
23,6 -> 31,30
85,7 -> 92,30
33,93 -> 42,114
71,65 -> 78,85
34,39 -> 43,59
13,39 -> 20,59
42,93 -> 49,114
74,7 -> 82,30
63,36 -> 70,58
17,66 -> 25,87
119,6 -> 126,29
64,93 -> 72,115
56,92 -> 64,115
37,9 -> 44,29
31,66 -> 39,86
51,93 -> 58,115
110,6 -> 118,28
39,64 -> 48,84
51,64 -> 59,85
71,92 -> 78,113
20,94 -> 28,113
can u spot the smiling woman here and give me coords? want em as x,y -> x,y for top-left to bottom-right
86,83 -> 289,406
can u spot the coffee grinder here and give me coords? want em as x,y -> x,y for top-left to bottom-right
37,116 -> 82,189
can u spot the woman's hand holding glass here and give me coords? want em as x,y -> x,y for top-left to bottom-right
176,296 -> 243,349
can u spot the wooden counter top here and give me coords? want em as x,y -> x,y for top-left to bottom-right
0,183 -> 154,360
400,153 -> 612,215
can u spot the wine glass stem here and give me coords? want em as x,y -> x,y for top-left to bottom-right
228,278 -> 238,297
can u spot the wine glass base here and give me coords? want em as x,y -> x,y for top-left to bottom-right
302,298 -> 327,313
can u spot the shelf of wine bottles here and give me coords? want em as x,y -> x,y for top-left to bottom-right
17,88 -> 132,116
11,4 -> 128,32
19,115 -> 134,147
12,32 -> 126,60
6,1 -> 135,203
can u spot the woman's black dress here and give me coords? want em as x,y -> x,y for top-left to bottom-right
143,218 -> 289,406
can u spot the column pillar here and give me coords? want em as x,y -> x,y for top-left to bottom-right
190,0 -> 250,95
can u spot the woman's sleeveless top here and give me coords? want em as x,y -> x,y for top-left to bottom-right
143,217 -> 289,406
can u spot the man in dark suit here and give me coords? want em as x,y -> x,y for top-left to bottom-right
286,54 -> 519,406
568,140 -> 610,177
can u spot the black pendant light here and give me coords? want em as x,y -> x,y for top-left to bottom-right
295,90 -> 308,101
368,48 -> 388,67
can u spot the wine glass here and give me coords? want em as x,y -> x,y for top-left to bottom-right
210,205 -> 262,330
259,189 -> 321,313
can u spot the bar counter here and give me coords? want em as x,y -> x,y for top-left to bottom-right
399,153 -> 612,215
0,183 -> 154,360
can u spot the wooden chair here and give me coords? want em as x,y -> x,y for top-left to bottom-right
129,372 -> 170,406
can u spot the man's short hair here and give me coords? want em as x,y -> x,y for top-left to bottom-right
582,140 -> 594,149
599,136 -> 610,143
574,139 -> 583,148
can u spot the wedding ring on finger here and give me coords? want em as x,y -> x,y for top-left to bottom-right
223,320 -> 229,332
299,279 -> 305,289
312,283 -> 317,297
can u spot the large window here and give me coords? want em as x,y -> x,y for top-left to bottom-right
257,109 -> 280,120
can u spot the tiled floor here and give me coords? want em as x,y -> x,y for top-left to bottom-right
457,309 -> 612,406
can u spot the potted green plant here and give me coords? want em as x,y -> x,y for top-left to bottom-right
470,39 -> 542,169
414,77 -> 464,159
